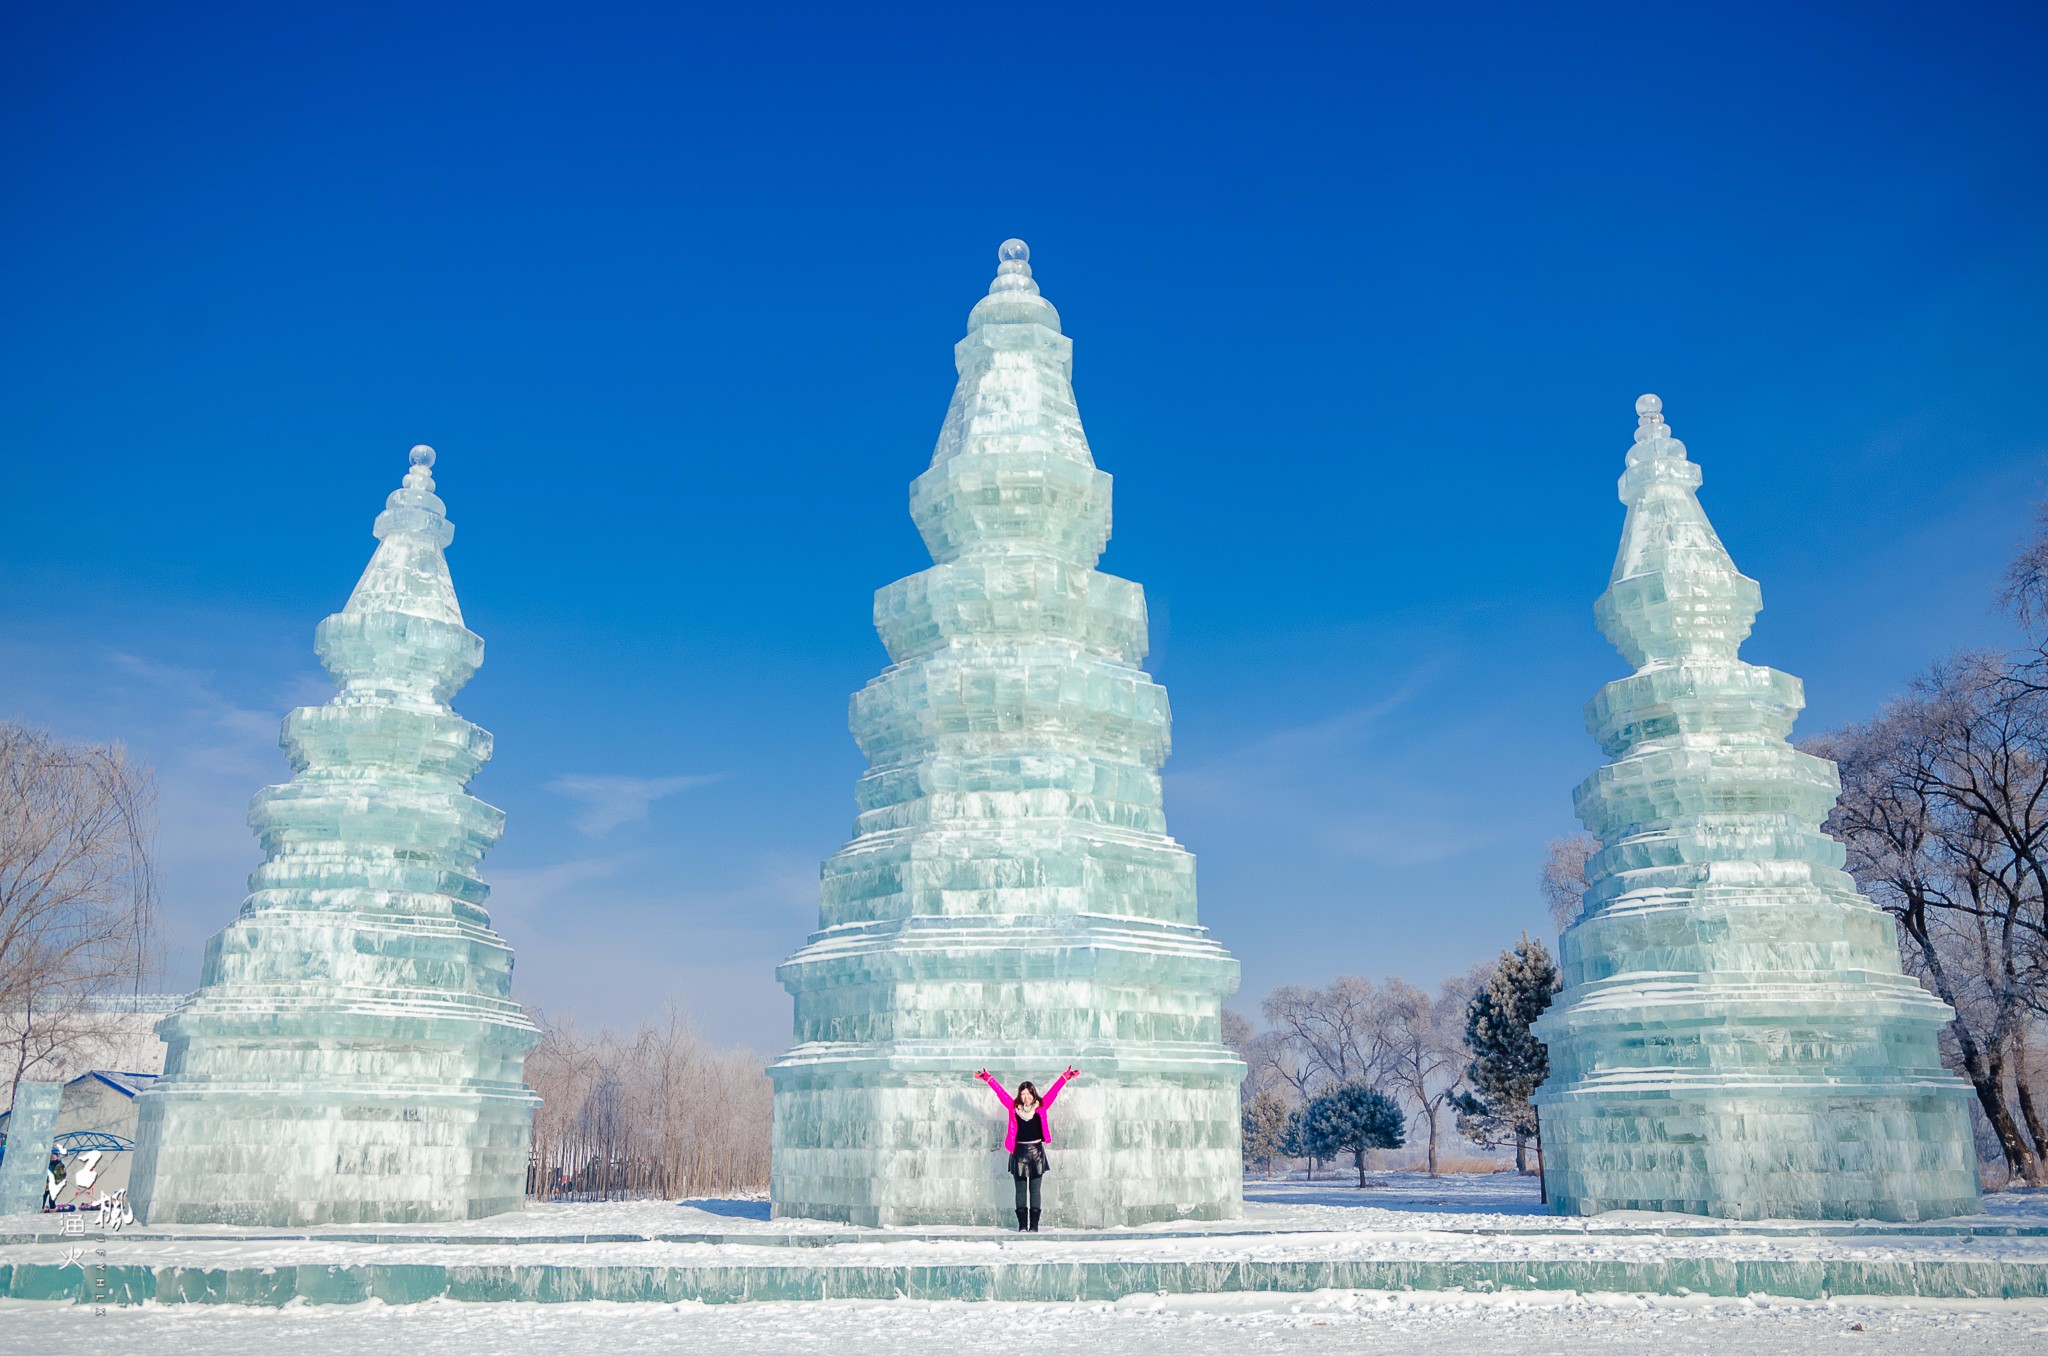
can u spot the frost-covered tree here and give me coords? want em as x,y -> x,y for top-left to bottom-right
1241,1089 -> 1291,1177
1803,497 -> 2048,1187
1260,976 -> 1383,1094
1814,670 -> 2048,1186
1294,1080 -> 1405,1187
1374,977 -> 1472,1176
0,723 -> 159,1103
1541,833 -> 1598,934
1452,935 -> 1560,1176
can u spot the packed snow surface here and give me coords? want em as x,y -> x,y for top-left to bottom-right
4,1174 -> 2043,1273
5,1290 -> 2046,1355
5,1175 -> 2046,1350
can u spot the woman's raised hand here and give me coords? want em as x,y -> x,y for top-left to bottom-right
975,1068 -> 989,1081
1063,1065 -> 1079,1080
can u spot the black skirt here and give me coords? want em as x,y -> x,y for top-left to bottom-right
1009,1143 -> 1049,1178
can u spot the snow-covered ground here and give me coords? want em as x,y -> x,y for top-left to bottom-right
5,1173 -> 2041,1275
14,1171 -> 2038,1242
4,1290 -> 2047,1355
5,1174 -> 2045,1351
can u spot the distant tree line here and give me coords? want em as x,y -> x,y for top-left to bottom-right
524,1006 -> 772,1200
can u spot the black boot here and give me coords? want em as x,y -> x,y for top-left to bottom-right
1028,1208 -> 1041,1232
1016,1208 -> 1029,1232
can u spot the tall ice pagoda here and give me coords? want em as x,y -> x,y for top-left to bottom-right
1533,396 -> 1981,1220
131,446 -> 540,1226
769,242 -> 1245,1227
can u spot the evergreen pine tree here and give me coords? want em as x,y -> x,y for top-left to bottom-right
1241,1090 -> 1292,1178
1279,1106 -> 1318,1181
1297,1081 -> 1406,1187
1452,935 -> 1561,1176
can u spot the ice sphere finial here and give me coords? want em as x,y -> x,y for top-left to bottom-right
377,441 -> 450,543
1633,394 -> 1673,445
966,236 -> 1058,333
989,237 -> 1040,296
403,443 -> 437,493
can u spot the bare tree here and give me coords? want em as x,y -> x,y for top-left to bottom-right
1373,975 -> 1474,1175
1257,972 -> 1478,1175
1220,1008 -> 1263,1091
1541,833 -> 1599,934
1815,662 -> 2048,1185
0,723 -> 160,1105
1260,976 -> 1384,1095
1244,1027 -> 1314,1102
1999,498 -> 2048,633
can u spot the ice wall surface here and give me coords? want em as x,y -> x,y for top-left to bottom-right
1533,397 -> 1980,1221
0,1082 -> 62,1216
130,447 -> 539,1226
770,242 -> 1246,1227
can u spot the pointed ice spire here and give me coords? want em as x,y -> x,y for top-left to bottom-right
1594,395 -> 1763,668
1536,392 -> 1981,1222
342,444 -> 463,625
318,444 -> 481,706
771,235 -> 1243,1230
916,240 -> 1106,565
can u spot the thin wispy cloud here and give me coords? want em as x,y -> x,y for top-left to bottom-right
485,850 -> 818,1045
1171,659 -> 1446,807
485,853 -> 639,923
1198,663 -> 1443,770
546,773 -> 722,837
1167,656 -> 1546,870
107,652 -> 291,746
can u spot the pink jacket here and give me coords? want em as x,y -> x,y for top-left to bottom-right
977,1071 -> 1074,1153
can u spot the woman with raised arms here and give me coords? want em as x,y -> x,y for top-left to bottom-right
974,1066 -> 1079,1231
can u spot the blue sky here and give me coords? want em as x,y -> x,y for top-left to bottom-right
4,3 -> 2045,1053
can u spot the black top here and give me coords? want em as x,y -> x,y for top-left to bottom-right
1014,1106 -> 1045,1144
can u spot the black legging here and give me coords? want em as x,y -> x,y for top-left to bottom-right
1013,1171 -> 1041,1212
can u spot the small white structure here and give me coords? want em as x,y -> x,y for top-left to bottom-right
0,1070 -> 160,1205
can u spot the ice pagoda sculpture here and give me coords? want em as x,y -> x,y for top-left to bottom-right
769,241 -> 1245,1228
1532,396 -> 1981,1221
130,446 -> 540,1226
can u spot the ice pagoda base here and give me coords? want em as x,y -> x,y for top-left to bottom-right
770,1064 -> 1243,1229
132,1083 -> 538,1227
1541,1084 -> 1982,1222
